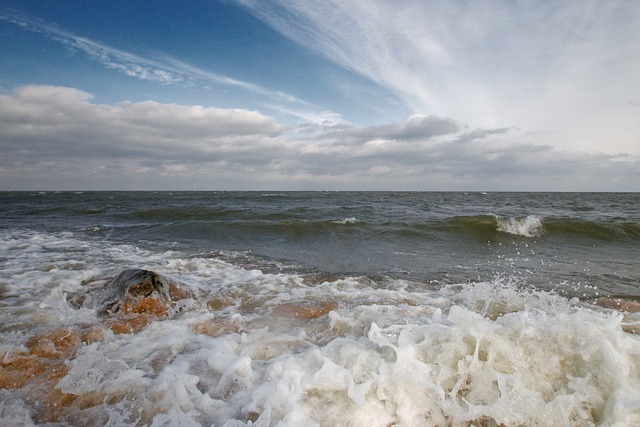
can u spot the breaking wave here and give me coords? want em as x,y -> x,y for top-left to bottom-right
1,230 -> 640,425
332,217 -> 359,225
496,215 -> 544,237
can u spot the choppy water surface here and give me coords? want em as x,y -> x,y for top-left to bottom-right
1,192 -> 639,426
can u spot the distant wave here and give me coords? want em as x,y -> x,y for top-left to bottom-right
332,217 -> 359,225
125,207 -> 639,242
259,193 -> 288,197
545,218 -> 640,241
131,207 -> 246,221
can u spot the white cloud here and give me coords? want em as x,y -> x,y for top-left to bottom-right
342,115 -> 460,141
0,85 -> 285,165
2,85 -> 638,191
235,0 -> 640,155
0,10 -> 345,125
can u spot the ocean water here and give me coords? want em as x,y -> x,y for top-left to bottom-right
0,191 -> 639,426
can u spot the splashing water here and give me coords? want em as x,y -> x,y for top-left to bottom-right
2,191 -> 640,425
496,215 -> 544,237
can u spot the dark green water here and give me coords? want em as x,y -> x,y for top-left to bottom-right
2,191 -> 638,296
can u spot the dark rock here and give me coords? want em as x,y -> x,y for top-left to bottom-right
109,269 -> 173,301
67,268 -> 193,316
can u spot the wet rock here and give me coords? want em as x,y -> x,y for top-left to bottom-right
68,268 -> 194,315
247,411 -> 260,423
0,268 -> 197,423
597,297 -> 640,313
596,297 -> 640,334
0,336 -> 78,423
106,295 -> 172,334
112,268 -> 172,298
272,301 -> 339,322
27,327 -> 81,359
207,296 -> 236,311
67,269 -> 195,335
0,353 -> 49,389
193,320 -> 240,338
80,325 -> 105,345
465,417 -> 507,427
1,327 -> 89,390
98,269 -> 174,315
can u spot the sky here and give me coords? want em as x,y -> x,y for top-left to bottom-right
0,0 -> 639,191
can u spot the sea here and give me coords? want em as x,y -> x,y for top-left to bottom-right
0,191 -> 639,426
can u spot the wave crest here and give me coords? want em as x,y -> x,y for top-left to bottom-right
496,215 -> 544,237
332,217 -> 359,225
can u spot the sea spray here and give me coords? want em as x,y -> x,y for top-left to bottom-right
2,191 -> 640,425
496,215 -> 544,238
3,247 -> 640,425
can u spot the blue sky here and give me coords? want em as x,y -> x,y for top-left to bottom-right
1,0 -> 639,190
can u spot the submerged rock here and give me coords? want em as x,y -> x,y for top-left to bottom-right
68,268 -> 193,316
596,297 -> 640,313
110,268 -> 173,300
98,269 -> 173,315
596,296 -> 640,334
66,268 -> 195,335
271,300 -> 339,322
0,269 -> 198,423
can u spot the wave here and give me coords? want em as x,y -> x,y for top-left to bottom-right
496,215 -> 544,237
438,215 -> 640,241
131,207 -> 247,221
2,230 -> 640,425
331,217 -> 359,225
121,211 -> 640,244
221,218 -> 365,235
438,215 -> 542,238
545,218 -> 640,241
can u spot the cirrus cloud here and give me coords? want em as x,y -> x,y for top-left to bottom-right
0,10 -> 346,126
234,0 -> 640,155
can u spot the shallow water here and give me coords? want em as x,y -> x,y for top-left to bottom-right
1,192 -> 639,425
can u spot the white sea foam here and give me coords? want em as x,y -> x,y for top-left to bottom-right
0,391 -> 35,426
2,231 -> 640,426
332,217 -> 358,225
496,215 -> 544,237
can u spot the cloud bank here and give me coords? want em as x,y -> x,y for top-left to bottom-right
1,86 -> 638,191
